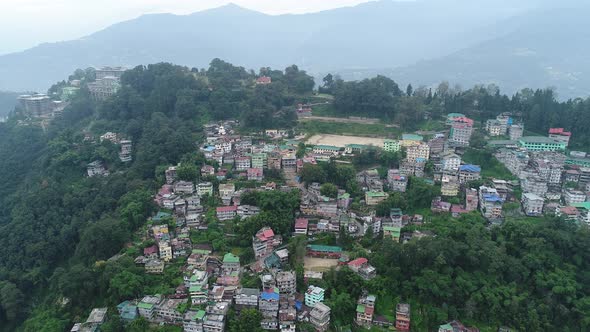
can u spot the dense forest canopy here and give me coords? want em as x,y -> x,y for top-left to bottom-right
0,59 -> 589,331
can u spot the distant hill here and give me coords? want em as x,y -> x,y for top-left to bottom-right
0,0 -> 588,98
387,8 -> 590,99
0,0 -> 533,92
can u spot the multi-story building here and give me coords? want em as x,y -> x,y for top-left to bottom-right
216,206 -> 237,221
145,259 -> 165,274
247,168 -> 264,181
395,303 -> 411,331
458,164 -> 481,184
317,196 -> 338,216
218,183 -> 235,199
250,153 -> 267,168
183,310 -> 206,332
294,218 -> 308,235
305,286 -> 325,307
87,160 -> 108,177
174,181 -> 195,195
406,143 -> 430,162
276,271 -> 296,294
312,145 -> 340,156
235,156 -> 251,170
441,175 -> 460,197
203,314 -> 225,332
138,295 -> 162,320
87,76 -> 121,101
441,152 -> 461,172
548,128 -> 571,146
465,188 -> 478,211
428,136 -> 446,155
197,182 -> 213,197
222,253 -> 240,274
18,94 -> 53,116
253,227 -> 282,260
448,117 -> 473,147
310,303 -> 331,332
95,66 -> 126,79
522,193 -> 544,216
355,294 -> 376,328
519,136 -> 567,152
400,134 -> 424,147
234,288 -> 260,311
156,298 -> 187,323
365,191 -> 388,206
389,173 -> 408,192
383,139 -> 401,152
509,124 -> 524,140
158,241 -> 172,262
485,119 -> 503,136
119,140 -> 132,162
479,186 -> 504,219
564,189 -> 586,206
521,175 -> 548,198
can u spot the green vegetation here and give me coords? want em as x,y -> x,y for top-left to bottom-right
462,148 -> 515,180
298,120 -> 394,137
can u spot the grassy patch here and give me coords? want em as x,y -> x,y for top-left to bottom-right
298,121 -> 398,137
462,148 -> 515,180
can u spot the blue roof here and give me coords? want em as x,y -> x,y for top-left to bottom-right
261,288 -> 280,301
483,194 -> 503,202
415,157 -> 426,162
460,164 -> 481,172
204,146 -> 215,152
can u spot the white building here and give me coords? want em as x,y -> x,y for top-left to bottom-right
522,193 -> 544,216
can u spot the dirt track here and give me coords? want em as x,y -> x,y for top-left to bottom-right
300,116 -> 380,124
306,134 -> 386,148
304,257 -> 340,272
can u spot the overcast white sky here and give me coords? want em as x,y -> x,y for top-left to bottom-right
0,0 -> 374,55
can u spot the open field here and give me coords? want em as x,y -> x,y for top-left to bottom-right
306,134 -> 386,148
304,257 -> 340,272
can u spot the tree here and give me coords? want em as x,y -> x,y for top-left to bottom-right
0,282 -> 24,322
320,183 -> 338,198
300,163 -> 327,185
177,163 -> 199,182
229,309 -> 263,332
109,271 -> 144,301
406,84 -> 414,97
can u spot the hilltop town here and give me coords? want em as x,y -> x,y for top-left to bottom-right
3,62 -> 590,332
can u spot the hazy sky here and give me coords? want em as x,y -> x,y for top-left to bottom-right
0,0 -> 374,55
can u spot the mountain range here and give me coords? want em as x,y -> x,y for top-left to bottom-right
0,0 -> 589,99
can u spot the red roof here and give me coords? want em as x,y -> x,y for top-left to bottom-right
348,257 -> 368,267
144,245 -> 158,255
295,218 -> 309,229
549,128 -> 571,136
452,116 -> 474,126
560,206 -> 579,215
256,76 -> 272,84
365,307 -> 375,315
248,168 -> 263,176
451,204 -> 468,214
216,206 -> 237,213
263,228 -> 275,238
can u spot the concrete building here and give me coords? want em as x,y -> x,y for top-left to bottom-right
253,227 -> 282,260
548,128 -> 571,146
95,66 -> 126,79
406,143 -> 430,162
276,271 -> 296,294
305,286 -> 325,307
383,139 -> 401,152
486,119 -> 504,136
441,175 -> 460,197
87,160 -> 108,177
564,189 -> 586,206
400,134 -> 424,147
197,182 -> 213,197
18,94 -> 53,116
365,191 -> 388,206
479,186 -> 504,219
355,294 -> 376,328
465,188 -> 478,211
87,77 -> 121,101
395,303 -> 411,331
183,310 -> 206,332
522,193 -> 544,216
518,136 -> 567,152
119,140 -> 132,162
509,124 -> 524,140
441,152 -> 461,172
458,164 -> 481,184
310,303 -> 331,332
448,117 -> 474,147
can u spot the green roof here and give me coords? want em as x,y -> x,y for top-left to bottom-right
192,249 -> 211,255
383,226 -> 401,236
307,244 -> 343,252
189,285 -> 202,292
366,191 -> 387,197
345,144 -> 370,149
137,302 -> 154,310
338,193 -> 350,199
187,310 -> 206,321
223,252 -> 240,263
447,113 -> 465,118
519,136 -> 565,144
572,202 -> 590,210
356,304 -> 366,313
